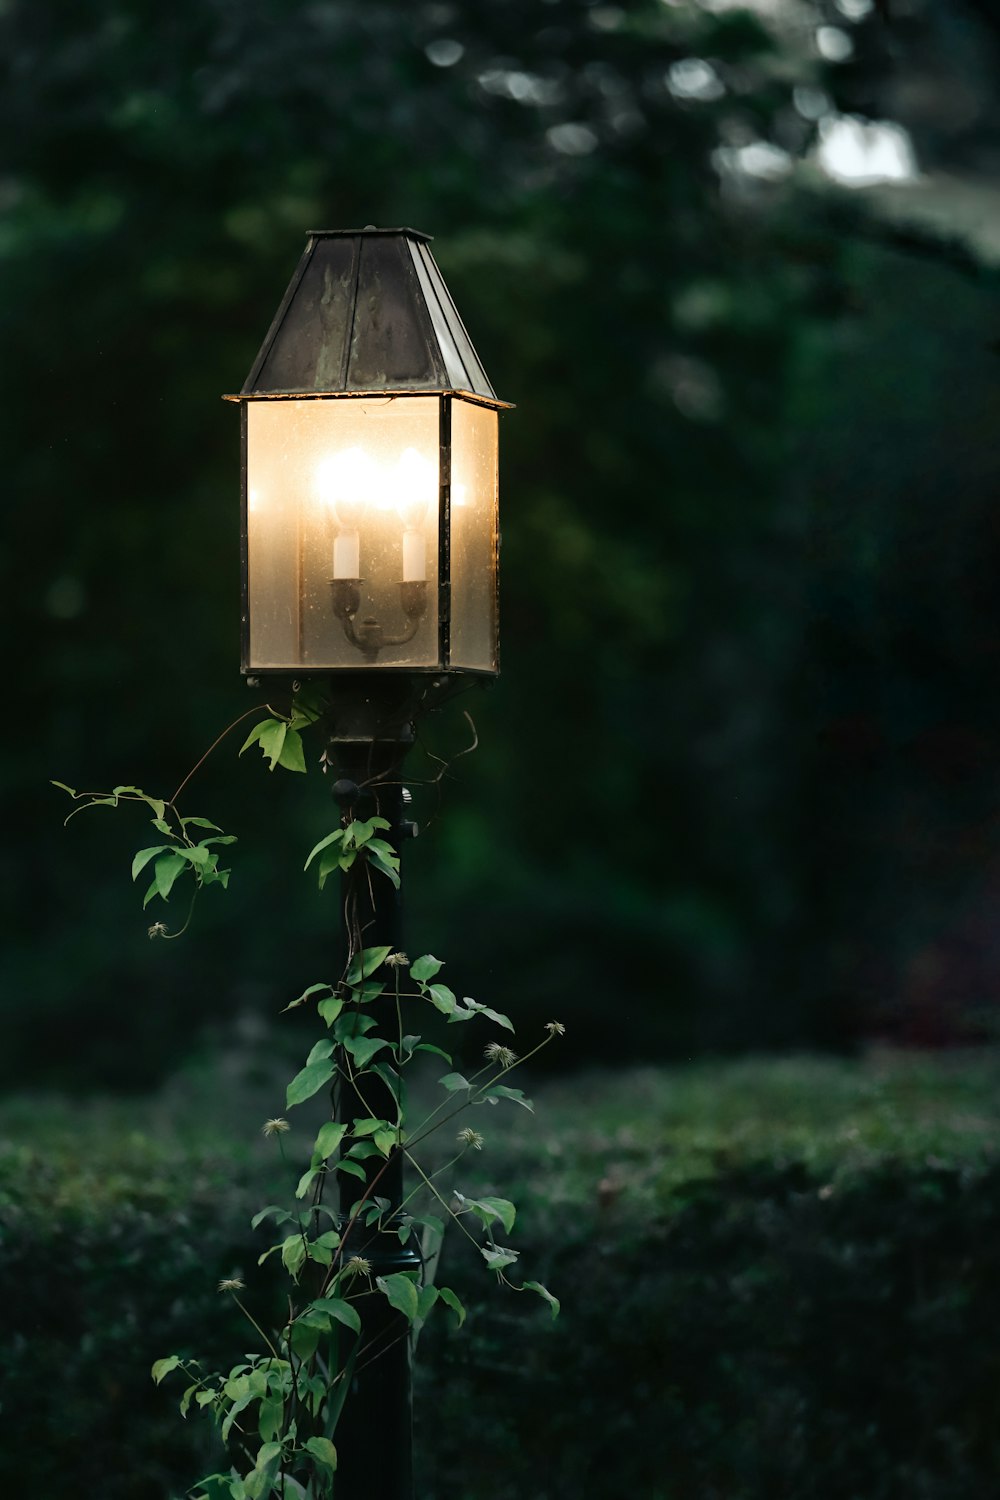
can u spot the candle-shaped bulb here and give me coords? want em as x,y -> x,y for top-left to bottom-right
316,449 -> 371,579
396,447 -> 434,581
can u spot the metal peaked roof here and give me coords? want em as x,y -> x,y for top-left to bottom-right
235,228 -> 507,406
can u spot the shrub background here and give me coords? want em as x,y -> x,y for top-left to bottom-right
3,1054 -> 999,1497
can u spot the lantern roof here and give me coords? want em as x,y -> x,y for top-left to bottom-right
228,227 -> 509,408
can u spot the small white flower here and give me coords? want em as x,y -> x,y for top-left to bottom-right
261,1118 -> 291,1138
458,1128 -> 484,1151
217,1277 -> 245,1293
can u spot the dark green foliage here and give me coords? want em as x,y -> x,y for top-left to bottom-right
3,1052 -> 1000,1496
0,1148 -> 263,1496
420,1162 -> 1000,1500
0,0 -> 807,1081
7,0 -> 1000,1086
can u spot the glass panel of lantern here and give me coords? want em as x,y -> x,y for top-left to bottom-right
245,396 -> 441,670
236,228 -> 505,676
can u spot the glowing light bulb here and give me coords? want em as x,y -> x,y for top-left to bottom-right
316,448 -> 372,579
396,448 -> 435,523
316,448 -> 372,524
396,447 -> 435,581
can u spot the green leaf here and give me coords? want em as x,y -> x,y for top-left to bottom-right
289,1320 -> 320,1361
152,818 -> 172,835
454,1192 -> 516,1234
377,1272 -> 419,1323
464,1000 -> 515,1033
446,1004 -> 478,1024
437,1286 -> 466,1327
290,686 -> 325,727
245,1443 -> 282,1500
295,1167 -> 320,1200
180,1381 -> 199,1417
304,829 -> 344,871
427,984 -> 457,1016
151,1355 -> 181,1385
345,945 -> 392,985
316,846 -> 349,890
523,1280 -> 561,1319
181,816 -> 223,832
342,1036 -> 389,1069
283,982 -> 334,1013
251,1205 -> 293,1231
304,1437 -> 338,1472
345,1140 -> 381,1160
366,848 -> 401,888
351,1116 -> 393,1138
306,1038 -> 334,1066
373,1128 -> 398,1156
314,1121 -> 346,1159
240,721 -> 270,754
369,1061 -> 402,1103
336,1158 -> 367,1181
439,1072 -> 471,1092
311,1228 -> 342,1261
355,979 -> 386,1002
334,1013 -> 378,1041
484,1085 -> 534,1112
410,954 -> 443,983
194,1476 -> 242,1500
258,1397 -> 283,1443
281,1235 -> 307,1279
363,836 -> 398,860
50,780 -> 77,797
180,843 -> 212,868
476,1196 -> 517,1235
131,845 -> 170,881
416,1284 -> 439,1323
240,717 -> 289,770
481,1246 -> 520,1272
286,1060 -> 336,1109
309,1297 -> 361,1334
342,816 -> 391,850
277,727 -> 307,773
414,1042 -> 453,1062
153,850 -> 188,900
318,996 -> 344,1027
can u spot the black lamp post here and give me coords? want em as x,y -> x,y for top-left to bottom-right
226,227 -> 508,1499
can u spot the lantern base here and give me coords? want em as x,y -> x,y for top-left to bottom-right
321,669 -> 481,746
330,578 -> 428,664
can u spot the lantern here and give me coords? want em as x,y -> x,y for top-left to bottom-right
226,227 -> 507,677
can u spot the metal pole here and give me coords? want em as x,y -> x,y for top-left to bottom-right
329,734 -> 421,1500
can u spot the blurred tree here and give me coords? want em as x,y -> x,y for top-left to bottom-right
2,0 -> 998,1084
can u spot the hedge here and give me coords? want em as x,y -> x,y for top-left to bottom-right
2,1057 -> 1000,1496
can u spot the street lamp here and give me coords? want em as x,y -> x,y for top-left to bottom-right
226,227 -> 508,1500
229,226 -> 506,679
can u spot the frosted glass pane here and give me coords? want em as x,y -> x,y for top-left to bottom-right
449,400 -> 498,671
246,397 -> 440,670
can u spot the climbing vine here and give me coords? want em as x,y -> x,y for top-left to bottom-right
55,691 -> 561,1499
